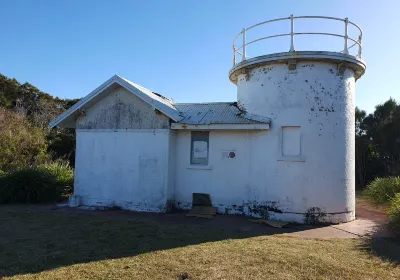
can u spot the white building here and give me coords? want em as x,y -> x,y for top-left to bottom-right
51,16 -> 366,223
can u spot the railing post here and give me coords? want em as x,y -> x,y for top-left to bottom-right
343,18 -> 349,54
233,46 -> 236,66
242,28 -> 246,61
357,34 -> 362,59
289,14 -> 295,52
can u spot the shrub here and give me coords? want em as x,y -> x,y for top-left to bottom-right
0,162 -> 74,203
0,108 -> 49,171
388,193 -> 400,236
364,176 -> 400,204
38,160 -> 74,194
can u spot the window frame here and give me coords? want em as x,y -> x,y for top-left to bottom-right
190,131 -> 210,166
278,126 -> 305,162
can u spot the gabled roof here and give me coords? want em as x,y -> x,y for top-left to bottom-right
175,102 -> 271,125
50,75 -> 270,129
50,75 -> 182,128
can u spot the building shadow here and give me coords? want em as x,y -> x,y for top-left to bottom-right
357,223 -> 400,264
0,205 -> 398,277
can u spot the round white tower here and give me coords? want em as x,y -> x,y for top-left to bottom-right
229,16 -> 366,223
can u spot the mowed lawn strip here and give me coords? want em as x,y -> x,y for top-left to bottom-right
0,205 -> 399,280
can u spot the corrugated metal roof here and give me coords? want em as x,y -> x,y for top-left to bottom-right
174,102 -> 270,124
120,77 -> 178,114
50,75 -> 270,128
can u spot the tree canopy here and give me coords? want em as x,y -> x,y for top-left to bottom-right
356,98 -> 400,187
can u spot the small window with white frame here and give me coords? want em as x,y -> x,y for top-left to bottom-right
190,131 -> 209,165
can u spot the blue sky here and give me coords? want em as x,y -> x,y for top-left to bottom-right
1,0 -> 398,113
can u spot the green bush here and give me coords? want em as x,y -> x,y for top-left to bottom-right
364,177 -> 400,204
388,193 -> 400,236
0,161 -> 74,203
38,160 -> 74,194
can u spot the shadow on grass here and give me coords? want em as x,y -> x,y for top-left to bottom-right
0,204 -> 321,277
358,224 -> 400,264
0,205 -> 398,278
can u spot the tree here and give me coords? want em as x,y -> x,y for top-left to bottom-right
355,107 -> 370,187
0,73 -> 80,167
355,98 -> 400,188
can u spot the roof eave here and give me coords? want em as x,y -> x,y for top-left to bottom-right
171,123 -> 270,130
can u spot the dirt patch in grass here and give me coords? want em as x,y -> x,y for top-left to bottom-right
356,191 -> 389,223
0,205 -> 399,280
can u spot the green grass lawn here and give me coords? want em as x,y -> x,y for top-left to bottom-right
0,205 -> 399,280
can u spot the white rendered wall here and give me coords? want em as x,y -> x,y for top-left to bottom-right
238,61 -> 355,222
167,131 -> 177,203
74,129 -> 174,212
175,130 -> 270,211
175,61 -> 356,223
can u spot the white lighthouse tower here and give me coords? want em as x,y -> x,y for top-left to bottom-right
229,15 -> 366,223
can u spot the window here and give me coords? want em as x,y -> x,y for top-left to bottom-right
282,126 -> 301,156
191,131 -> 209,165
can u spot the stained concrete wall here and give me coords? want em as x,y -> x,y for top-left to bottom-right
175,61 -> 356,223
167,131 -> 177,203
174,130 -> 271,211
74,129 -> 174,212
76,86 -> 170,129
70,58 -> 356,223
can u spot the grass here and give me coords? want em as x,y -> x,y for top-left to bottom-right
0,205 -> 400,280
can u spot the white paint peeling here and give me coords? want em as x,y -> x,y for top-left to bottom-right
226,60 -> 357,222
